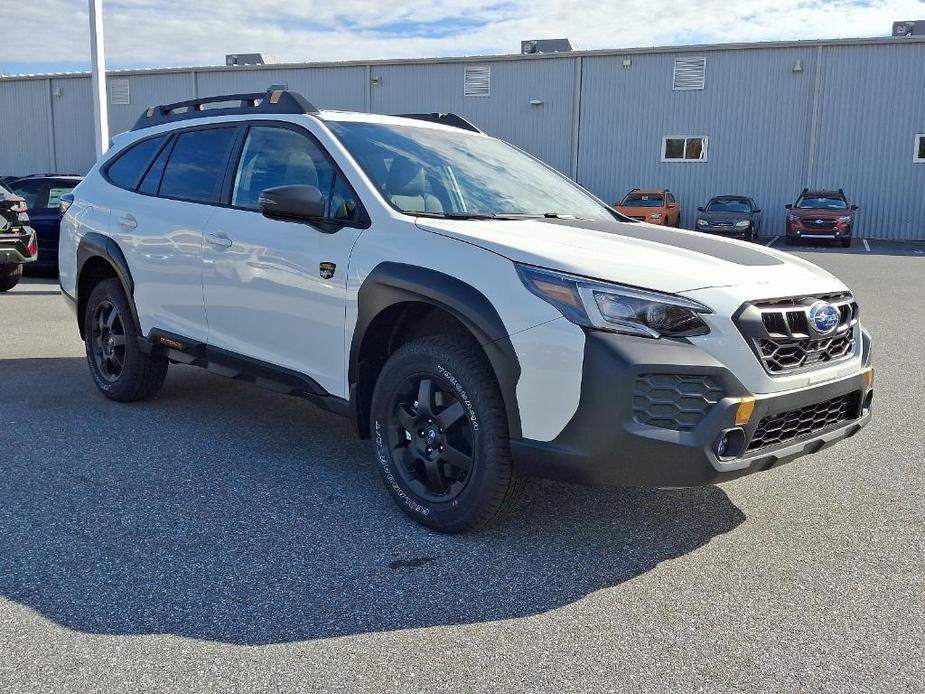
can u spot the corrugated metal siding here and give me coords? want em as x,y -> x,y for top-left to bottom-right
0,40 -> 923,239
0,80 -> 53,176
811,42 -> 925,241
370,59 -> 577,174
50,77 -> 96,174
195,66 -> 367,111
107,72 -> 196,136
578,48 -> 818,233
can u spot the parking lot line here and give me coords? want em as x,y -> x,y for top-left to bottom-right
765,237 -> 778,247
863,239 -> 871,252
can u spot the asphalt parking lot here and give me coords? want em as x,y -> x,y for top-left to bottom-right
1,240 -> 923,693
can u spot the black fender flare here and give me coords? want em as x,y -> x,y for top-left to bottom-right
76,232 -> 140,337
349,262 -> 522,439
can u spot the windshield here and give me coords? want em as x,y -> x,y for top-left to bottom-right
326,121 -> 613,220
705,198 -> 751,213
620,193 -> 663,207
796,196 -> 847,210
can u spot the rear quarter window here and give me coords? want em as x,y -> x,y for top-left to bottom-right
107,135 -> 168,190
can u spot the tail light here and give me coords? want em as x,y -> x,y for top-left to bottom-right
28,236 -> 37,257
10,198 -> 27,214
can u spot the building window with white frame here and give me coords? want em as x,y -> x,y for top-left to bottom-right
915,134 -> 925,162
663,136 -> 708,162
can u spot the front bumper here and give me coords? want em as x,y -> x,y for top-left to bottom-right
511,331 -> 872,487
0,227 -> 37,265
698,224 -> 752,238
786,223 -> 851,240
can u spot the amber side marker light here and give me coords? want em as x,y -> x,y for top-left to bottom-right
735,396 -> 756,426
864,367 -> 874,389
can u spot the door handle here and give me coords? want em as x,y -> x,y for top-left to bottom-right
207,232 -> 233,248
118,214 -> 137,230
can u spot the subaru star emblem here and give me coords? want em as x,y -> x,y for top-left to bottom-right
809,301 -> 839,335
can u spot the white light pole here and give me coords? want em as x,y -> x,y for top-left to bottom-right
88,0 -> 110,158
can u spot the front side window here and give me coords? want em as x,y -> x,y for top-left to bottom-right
705,197 -> 751,213
107,135 -> 167,190
46,185 -> 75,209
621,193 -> 664,207
327,121 -> 613,220
159,128 -> 238,204
231,126 -> 335,210
663,136 -> 707,162
796,195 -> 847,210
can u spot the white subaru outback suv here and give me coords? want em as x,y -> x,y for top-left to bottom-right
59,90 -> 873,533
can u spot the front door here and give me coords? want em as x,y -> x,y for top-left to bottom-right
201,123 -> 367,398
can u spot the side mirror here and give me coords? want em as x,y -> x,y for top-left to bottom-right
697,206 -> 704,212
259,185 -> 325,221
785,203 -> 793,209
851,205 -> 859,211
753,208 -> 761,214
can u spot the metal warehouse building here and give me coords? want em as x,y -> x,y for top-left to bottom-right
2,35 -> 924,240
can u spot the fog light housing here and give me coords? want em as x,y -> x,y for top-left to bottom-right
714,428 -> 747,461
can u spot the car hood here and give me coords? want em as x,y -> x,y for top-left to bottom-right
614,206 -> 664,217
415,217 -> 835,294
699,210 -> 751,222
789,207 -> 850,219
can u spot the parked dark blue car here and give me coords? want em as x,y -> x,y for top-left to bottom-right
9,175 -> 82,272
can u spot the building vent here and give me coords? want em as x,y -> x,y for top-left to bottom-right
464,65 -> 491,97
892,20 -> 925,36
109,78 -> 130,105
673,57 -> 706,90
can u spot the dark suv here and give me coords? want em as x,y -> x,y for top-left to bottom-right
695,195 -> 762,241
8,175 -> 82,272
785,189 -> 858,248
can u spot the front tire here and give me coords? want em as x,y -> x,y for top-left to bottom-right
0,264 -> 22,291
83,278 -> 168,402
370,335 -> 523,533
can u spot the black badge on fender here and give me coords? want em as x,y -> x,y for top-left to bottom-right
319,262 -> 336,279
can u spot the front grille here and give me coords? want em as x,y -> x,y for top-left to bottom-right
629,215 -> 647,222
633,374 -> 725,431
756,332 -> 854,372
736,293 -> 859,375
747,391 -> 860,452
803,219 -> 837,229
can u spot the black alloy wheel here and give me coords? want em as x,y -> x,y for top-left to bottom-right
386,374 -> 474,502
89,299 -> 127,383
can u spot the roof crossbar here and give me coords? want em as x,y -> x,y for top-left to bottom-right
131,89 -> 318,131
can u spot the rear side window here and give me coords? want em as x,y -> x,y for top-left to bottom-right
10,180 -> 48,209
138,139 -> 173,196
107,136 -> 167,190
159,128 -> 238,204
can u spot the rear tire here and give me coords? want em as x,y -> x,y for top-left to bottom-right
0,264 -> 22,291
83,278 -> 168,402
840,237 -> 851,248
370,335 -> 524,533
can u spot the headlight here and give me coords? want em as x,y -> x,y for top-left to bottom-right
696,218 -> 708,226
648,213 -> 662,220
788,214 -> 800,223
735,220 -> 750,228
516,265 -> 713,338
837,216 -> 851,223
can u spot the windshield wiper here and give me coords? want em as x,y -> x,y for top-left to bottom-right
410,211 -> 498,220
410,211 -> 596,221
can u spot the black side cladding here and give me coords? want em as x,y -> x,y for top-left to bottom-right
539,217 -> 784,267
351,262 -> 522,439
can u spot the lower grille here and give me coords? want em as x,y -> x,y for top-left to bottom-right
633,374 -> 725,431
747,392 -> 860,452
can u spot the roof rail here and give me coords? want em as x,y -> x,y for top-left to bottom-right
394,112 -> 482,133
131,89 -> 318,131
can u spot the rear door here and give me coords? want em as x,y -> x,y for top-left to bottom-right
201,122 -> 367,397
105,125 -> 240,341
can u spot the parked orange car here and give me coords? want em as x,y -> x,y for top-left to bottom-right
614,189 -> 681,227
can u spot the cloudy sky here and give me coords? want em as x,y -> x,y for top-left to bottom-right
3,0 -> 924,75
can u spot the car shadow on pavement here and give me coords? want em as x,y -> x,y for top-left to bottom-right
0,357 -> 745,645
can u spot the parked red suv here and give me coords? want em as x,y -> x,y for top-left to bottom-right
785,189 -> 858,248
